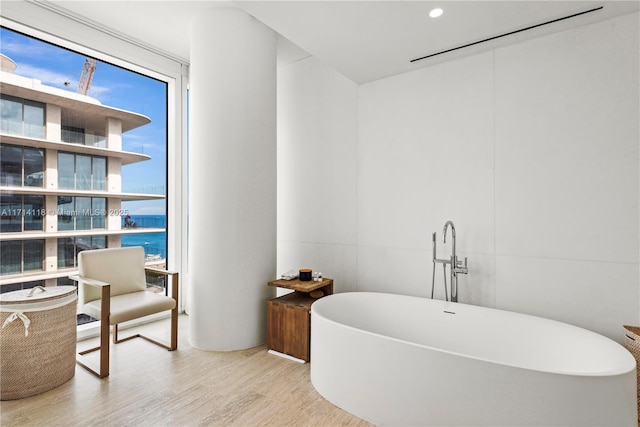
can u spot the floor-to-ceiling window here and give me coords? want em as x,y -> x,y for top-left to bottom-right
0,26 -> 169,297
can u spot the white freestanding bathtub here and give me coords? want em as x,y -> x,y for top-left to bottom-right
310,292 -> 637,426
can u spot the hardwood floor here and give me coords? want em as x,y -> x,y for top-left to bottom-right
1,315 -> 372,426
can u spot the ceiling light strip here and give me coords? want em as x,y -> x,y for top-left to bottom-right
410,6 -> 604,63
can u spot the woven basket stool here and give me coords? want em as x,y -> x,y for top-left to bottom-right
623,325 -> 640,422
1,286 -> 77,400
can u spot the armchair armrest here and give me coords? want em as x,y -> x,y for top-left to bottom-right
144,268 -> 179,299
68,274 -> 110,287
145,267 -> 178,276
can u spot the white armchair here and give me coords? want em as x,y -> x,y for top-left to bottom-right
70,246 -> 179,378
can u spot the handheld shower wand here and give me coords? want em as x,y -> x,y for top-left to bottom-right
431,233 -> 438,299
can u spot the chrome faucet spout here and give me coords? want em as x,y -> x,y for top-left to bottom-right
442,221 -> 455,244
443,220 -> 456,257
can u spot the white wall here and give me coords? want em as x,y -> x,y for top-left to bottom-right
358,51 -> 495,303
356,13 -> 639,341
278,13 -> 639,341
492,13 -> 639,341
277,56 -> 358,292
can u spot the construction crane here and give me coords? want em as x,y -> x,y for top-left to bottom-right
77,58 -> 97,95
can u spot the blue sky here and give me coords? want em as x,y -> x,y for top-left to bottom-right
0,27 -> 167,215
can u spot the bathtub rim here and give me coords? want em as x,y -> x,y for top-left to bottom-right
311,291 -> 636,378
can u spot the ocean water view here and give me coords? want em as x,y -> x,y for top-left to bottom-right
121,215 -> 167,259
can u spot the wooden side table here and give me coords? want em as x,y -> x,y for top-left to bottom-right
266,278 -> 333,362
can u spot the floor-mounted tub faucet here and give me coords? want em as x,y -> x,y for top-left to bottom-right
432,220 -> 468,302
443,221 -> 467,302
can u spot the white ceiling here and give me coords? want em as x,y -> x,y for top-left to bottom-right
40,1 -> 640,83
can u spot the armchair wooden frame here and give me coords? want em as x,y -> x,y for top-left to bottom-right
70,268 -> 179,379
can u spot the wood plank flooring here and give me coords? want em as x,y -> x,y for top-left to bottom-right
1,315 -> 372,426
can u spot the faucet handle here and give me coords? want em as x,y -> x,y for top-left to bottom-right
455,257 -> 468,274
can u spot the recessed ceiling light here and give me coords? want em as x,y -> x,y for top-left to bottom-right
429,8 -> 443,18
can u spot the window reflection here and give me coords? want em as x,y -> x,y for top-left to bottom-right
57,152 -> 106,191
0,241 -> 21,275
23,240 -> 43,271
0,145 -> 21,186
76,155 -> 91,190
24,148 -> 44,187
0,95 -> 44,138
57,235 -> 106,269
24,196 -> 44,231
58,152 -> 75,189
56,196 -> 105,230
0,144 -> 44,187
0,194 -> 44,232
93,157 -> 106,191
75,197 -> 91,230
0,96 -> 24,135
23,101 -> 45,138
0,239 -> 44,276
61,125 -> 105,147
92,198 -> 106,228
0,194 -> 22,232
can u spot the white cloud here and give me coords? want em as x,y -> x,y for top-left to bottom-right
1,41 -> 51,58
11,63 -> 111,100
3,36 -> 113,98
14,63 -> 76,88
123,134 -> 165,154
87,84 -> 110,98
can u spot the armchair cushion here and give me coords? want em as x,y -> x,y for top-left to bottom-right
83,290 -> 176,325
